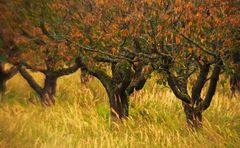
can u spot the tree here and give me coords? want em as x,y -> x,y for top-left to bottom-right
1,0 -> 152,109
228,4 -> 240,96
0,0 -> 79,105
111,0 -> 238,127
155,0 -> 238,128
76,53 -> 151,119
72,0 -> 153,119
0,0 -> 239,127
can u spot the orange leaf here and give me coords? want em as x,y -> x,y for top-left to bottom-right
120,29 -> 129,37
188,48 -> 193,54
146,0 -> 153,5
93,52 -> 98,57
175,36 -> 181,45
157,26 -> 163,32
196,48 -> 201,55
32,27 -> 42,36
175,0 -> 182,6
111,47 -> 118,54
123,16 -> 131,23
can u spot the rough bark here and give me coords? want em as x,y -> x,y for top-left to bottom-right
230,64 -> 240,96
76,53 -> 152,120
183,103 -> 202,128
230,74 -> 240,96
172,73 -> 203,128
126,63 -> 148,95
107,86 -> 129,119
191,64 -> 210,105
76,57 -> 132,119
18,66 -> 43,95
0,80 -> 6,101
166,61 -> 222,128
42,75 -> 57,105
18,66 -> 55,106
126,76 -> 147,95
167,73 -> 191,104
40,91 -> 55,106
199,63 -> 222,111
0,63 -> 17,101
18,63 -> 78,106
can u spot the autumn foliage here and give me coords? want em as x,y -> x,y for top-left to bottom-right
0,0 -> 239,128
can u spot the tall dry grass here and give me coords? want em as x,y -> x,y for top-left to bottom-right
0,71 -> 239,148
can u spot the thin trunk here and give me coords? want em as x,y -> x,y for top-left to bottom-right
0,80 -> 6,101
183,103 -> 202,128
42,75 -> 57,106
191,64 -> 210,105
230,72 -> 240,96
199,62 -> 222,111
40,91 -> 55,106
108,86 -> 129,119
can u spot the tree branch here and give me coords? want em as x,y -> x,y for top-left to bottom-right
79,45 -> 134,63
191,63 -> 210,105
122,47 -> 172,60
40,21 -> 55,40
55,64 -> 79,77
18,66 -> 43,95
166,71 -> 191,104
94,55 -> 118,63
18,61 -> 46,74
126,64 -> 151,95
75,57 -> 112,89
175,28 -> 217,57
127,74 -> 148,95
5,66 -> 18,80
199,61 -> 222,111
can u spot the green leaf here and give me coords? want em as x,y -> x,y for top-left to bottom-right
0,55 -> 7,62
15,46 -> 24,52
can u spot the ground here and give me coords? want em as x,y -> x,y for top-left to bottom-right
0,71 -> 239,148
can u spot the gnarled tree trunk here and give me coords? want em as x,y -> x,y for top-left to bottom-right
166,61 -> 222,129
18,62 -> 78,106
183,103 -> 202,128
76,56 -> 150,120
106,86 -> 129,119
18,66 -> 56,106
230,52 -> 240,96
0,79 -> 6,101
41,75 -> 57,106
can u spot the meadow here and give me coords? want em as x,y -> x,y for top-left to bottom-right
0,71 -> 240,148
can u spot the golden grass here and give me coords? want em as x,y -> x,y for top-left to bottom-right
0,71 -> 239,148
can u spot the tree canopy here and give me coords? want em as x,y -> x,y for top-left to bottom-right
0,0 -> 239,127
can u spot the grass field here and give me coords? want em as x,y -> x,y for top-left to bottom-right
0,71 -> 240,148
